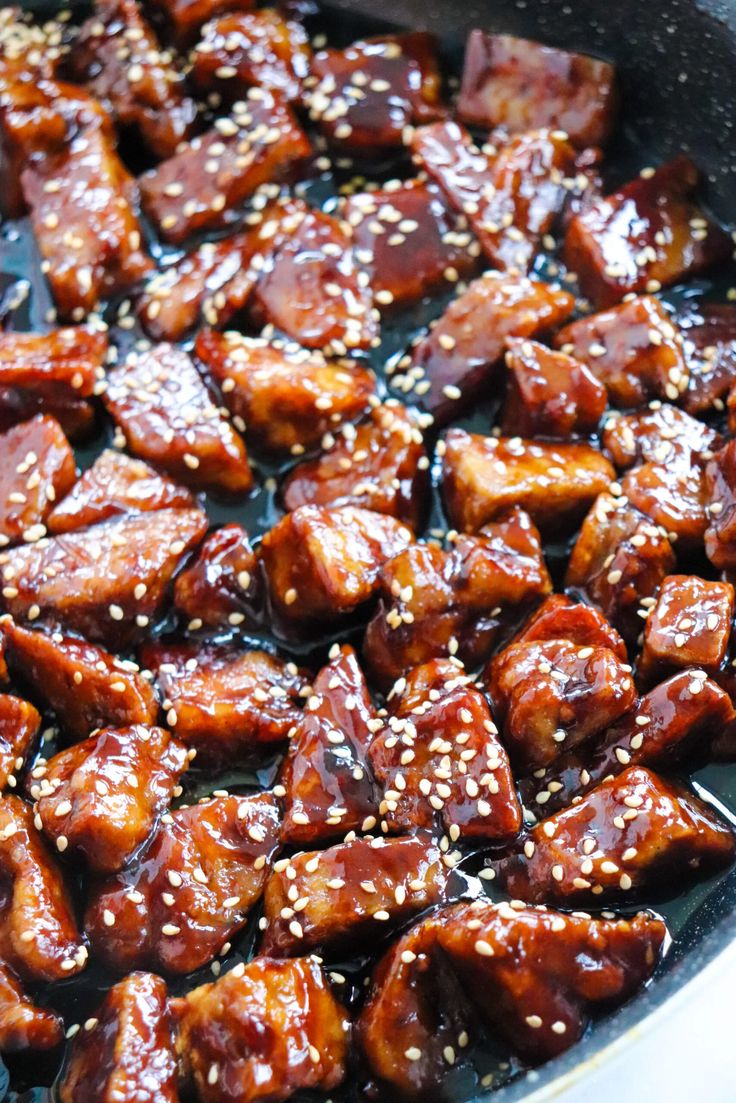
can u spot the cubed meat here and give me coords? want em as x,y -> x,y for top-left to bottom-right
603,403 -> 721,469
457,31 -> 617,147
621,456 -> 709,549
86,792 -> 280,973
0,694 -> 39,792
510,593 -> 627,658
704,440 -> 736,570
0,387 -> 94,443
0,325 -> 106,399
638,575 -> 734,685
442,428 -> 614,534
0,961 -> 63,1053
58,972 -> 178,1103
173,523 -> 258,629
103,344 -> 252,495
680,302 -> 736,415
0,415 -> 75,548
498,765 -> 735,903
564,157 -> 731,307
148,0 -> 257,46
501,337 -> 607,438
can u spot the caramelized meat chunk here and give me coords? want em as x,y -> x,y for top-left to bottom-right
370,659 -> 521,839
0,507 -> 208,647
0,388 -> 94,443
30,725 -> 189,874
139,91 -> 310,244
282,403 -> 429,529
280,645 -> 378,846
603,403 -> 720,470
511,593 -> 627,658
680,302 -> 736,415
262,832 -> 449,956
195,329 -> 376,455
173,524 -> 258,629
0,795 -> 85,981
148,0 -> 257,46
104,344 -> 252,495
704,439 -> 736,570
498,765 -> 735,903
398,271 -> 574,423
501,337 -> 607,438
363,507 -> 551,686
261,505 -> 414,622
457,31 -> 617,147
0,325 -> 106,407
442,428 -> 614,534
47,449 -> 194,535
307,33 -> 443,151
141,641 -> 306,763
86,792 -> 280,973
0,415 -> 75,547
621,456 -> 709,550
638,575 -> 734,685
555,295 -> 688,408
58,972 -> 178,1103
0,960 -> 63,1052
0,694 -> 40,792
564,157 -> 730,307
172,956 -> 348,1102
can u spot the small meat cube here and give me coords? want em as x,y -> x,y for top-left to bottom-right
398,271 -> 574,424
621,457 -> 709,549
260,505 -> 414,622
1,619 -> 157,740
0,387 -> 94,442
281,403 -> 429,529
511,593 -> 627,658
498,765 -> 735,904
457,31 -> 617,147
704,440 -> 736,570
104,344 -> 252,495
566,493 -> 676,644
0,694 -> 39,793
370,660 -> 521,839
442,428 -> 614,534
680,302 -> 736,415
0,325 -> 106,399
148,0 -> 257,45
564,156 -> 731,307
47,449 -> 194,535
342,179 -> 480,308
0,795 -> 85,981
603,403 -> 721,469
280,645 -> 378,845
141,641 -> 306,763
190,10 -> 310,103
501,337 -> 607,438
69,0 -> 198,159
486,638 -> 636,773
174,523 -> 258,629
520,670 -> 735,814
58,972 -> 178,1103
262,832 -> 449,956
171,957 -> 349,1102
363,507 -> 551,687
0,959 -> 62,1053
30,725 -> 189,874
139,91 -> 310,244
0,415 -> 75,547
307,33 -> 444,151
86,792 -> 280,973
195,329 -> 376,455
0,507 -> 208,647
555,295 -> 688,408
411,121 -> 578,272
638,575 -> 734,685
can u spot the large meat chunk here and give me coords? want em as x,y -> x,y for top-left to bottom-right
0,693 -> 40,792
0,959 -> 62,1053
621,456 -> 709,550
603,403 -> 720,470
638,575 -> 734,685
173,523 -> 258,629
680,302 -> 736,415
501,337 -> 607,438
510,593 -> 627,658
0,415 -> 76,547
704,439 -> 736,570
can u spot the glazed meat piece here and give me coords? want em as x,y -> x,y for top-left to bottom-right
0,507 -> 208,647
47,450 -> 194,535
195,329 -> 376,455
486,637 -> 636,773
68,0 -> 198,159
0,326 -> 106,412
520,670 -> 735,814
566,492 -> 676,644
0,960 -> 63,1052
680,302 -> 736,415
457,31 -> 617,147
0,694 -> 40,792
58,972 -> 178,1103
30,725 -> 189,874
564,156 -> 730,307
370,659 -> 521,839
280,645 -> 379,846
307,32 -> 444,151
148,0 -> 257,45
501,337 -> 607,438
0,7 -> 66,82
172,956 -> 349,1103
141,641 -> 306,763
441,428 -> 614,534
262,832 -> 449,956
342,179 -> 480,308
103,344 -> 252,496
603,403 -> 721,470
281,403 -> 429,529
638,575 -> 734,685
704,439 -> 736,570
0,388 -> 94,442
189,9 -> 310,103
86,792 -> 280,973
555,295 -> 688,408
363,507 -> 551,686
261,505 -> 414,623
139,91 -> 310,244
510,593 -> 627,658
0,795 -> 86,981
397,271 -> 574,423
498,765 -> 735,904
173,524 -> 258,629
621,455 -> 709,550
0,415 -> 75,547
